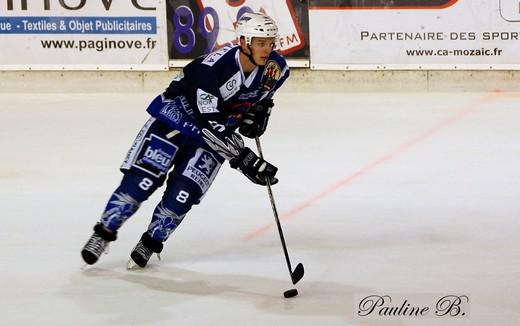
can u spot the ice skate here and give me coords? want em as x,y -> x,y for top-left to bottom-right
127,232 -> 163,269
81,223 -> 117,265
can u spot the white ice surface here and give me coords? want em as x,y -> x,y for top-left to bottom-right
1,91 -> 519,325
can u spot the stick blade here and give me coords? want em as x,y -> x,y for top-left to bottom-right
291,263 -> 304,284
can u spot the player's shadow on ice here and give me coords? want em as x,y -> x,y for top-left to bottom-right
65,264 -> 406,325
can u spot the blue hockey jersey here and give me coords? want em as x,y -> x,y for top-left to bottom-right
146,45 -> 289,159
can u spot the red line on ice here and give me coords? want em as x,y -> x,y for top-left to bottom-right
242,92 -> 502,241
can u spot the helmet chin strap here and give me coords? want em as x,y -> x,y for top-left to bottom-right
240,44 -> 258,66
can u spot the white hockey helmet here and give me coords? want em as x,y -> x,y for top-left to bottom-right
236,12 -> 279,45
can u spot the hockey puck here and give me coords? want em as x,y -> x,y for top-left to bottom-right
283,289 -> 298,298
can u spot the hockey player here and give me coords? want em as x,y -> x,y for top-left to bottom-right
81,12 -> 290,268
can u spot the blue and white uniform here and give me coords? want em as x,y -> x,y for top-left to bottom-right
99,45 -> 289,243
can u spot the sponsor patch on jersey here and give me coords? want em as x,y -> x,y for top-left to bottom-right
238,90 -> 259,100
121,117 -> 155,170
260,60 -> 281,92
133,135 -> 178,178
202,46 -> 231,67
197,89 -> 219,114
219,71 -> 241,101
182,148 -> 221,193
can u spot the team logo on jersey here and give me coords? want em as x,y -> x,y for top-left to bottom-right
197,89 -> 219,114
182,148 -> 221,193
260,60 -> 281,92
159,99 -> 184,124
133,135 -> 178,178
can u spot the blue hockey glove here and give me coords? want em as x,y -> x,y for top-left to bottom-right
238,99 -> 274,139
229,147 -> 278,185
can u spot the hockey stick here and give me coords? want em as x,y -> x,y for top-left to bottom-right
255,136 -> 304,285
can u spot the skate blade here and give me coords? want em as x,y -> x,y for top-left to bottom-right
126,258 -> 140,270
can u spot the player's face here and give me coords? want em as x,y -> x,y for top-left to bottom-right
249,37 -> 275,65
